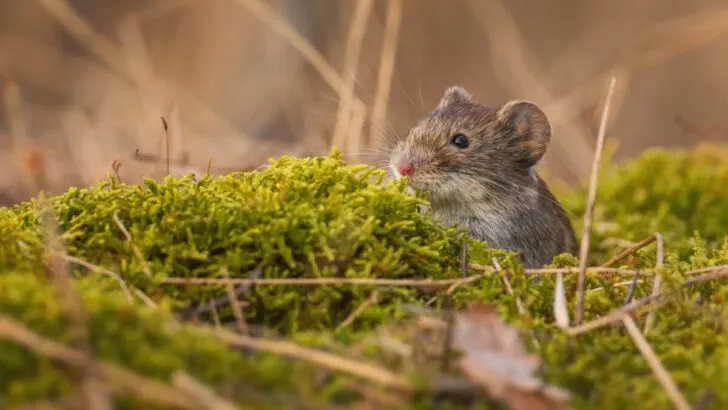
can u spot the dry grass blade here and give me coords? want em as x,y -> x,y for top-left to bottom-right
493,259 -> 526,316
162,264 -> 728,288
213,327 -> 413,392
0,315 -> 198,409
621,314 -> 691,410
575,76 -> 618,326
132,288 -> 158,309
368,0 -> 404,147
470,264 -> 642,276
163,276 -> 467,287
41,209 -> 114,410
112,211 -> 152,277
644,232 -> 665,334
59,253 -> 134,303
601,233 -> 658,268
221,267 -> 248,334
336,290 -> 379,331
331,0 -> 374,152
171,371 -> 237,410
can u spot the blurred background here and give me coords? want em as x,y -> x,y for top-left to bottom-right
1,0 -> 728,206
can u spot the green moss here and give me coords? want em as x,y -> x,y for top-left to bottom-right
0,146 -> 726,409
558,143 -> 728,263
0,150 -> 472,333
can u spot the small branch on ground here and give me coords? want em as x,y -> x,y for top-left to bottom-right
221,267 -> 248,334
161,265 -> 728,288
601,233 -> 658,268
336,290 -> 379,331
213,327 -> 413,393
621,314 -> 691,410
59,253 -> 134,303
644,233 -> 665,334
112,211 -> 152,277
171,371 -> 237,410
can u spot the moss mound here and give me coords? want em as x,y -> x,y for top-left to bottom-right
0,146 -> 726,409
0,151 -> 470,333
559,143 -> 728,262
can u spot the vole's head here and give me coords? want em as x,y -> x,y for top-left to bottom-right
389,86 -> 552,203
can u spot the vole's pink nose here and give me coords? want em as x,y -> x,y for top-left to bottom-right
398,162 -> 415,177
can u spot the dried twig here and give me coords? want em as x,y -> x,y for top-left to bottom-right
133,288 -> 157,309
214,327 -> 413,392
470,264 -> 644,276
0,315 -> 198,409
368,0 -> 403,147
575,76 -> 618,326
644,233 -> 664,334
493,259 -> 541,349
601,233 -> 658,268
112,211 -> 152,277
568,267 -> 728,335
221,267 -> 248,334
493,259 -> 526,316
162,264 -> 728,288
621,314 -> 691,410
336,291 -> 379,331
171,371 -> 237,410
59,253 -> 134,303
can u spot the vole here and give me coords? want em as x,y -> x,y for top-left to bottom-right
389,86 -> 578,268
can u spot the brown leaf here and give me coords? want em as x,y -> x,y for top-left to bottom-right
452,304 -> 571,410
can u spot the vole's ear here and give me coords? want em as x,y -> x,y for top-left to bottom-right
496,100 -> 552,167
437,86 -> 472,109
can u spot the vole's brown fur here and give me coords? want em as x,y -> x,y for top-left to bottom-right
389,86 -> 577,268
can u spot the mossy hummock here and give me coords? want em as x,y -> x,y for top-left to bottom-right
0,147 -> 727,409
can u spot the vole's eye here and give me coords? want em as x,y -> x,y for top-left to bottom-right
449,133 -> 470,148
